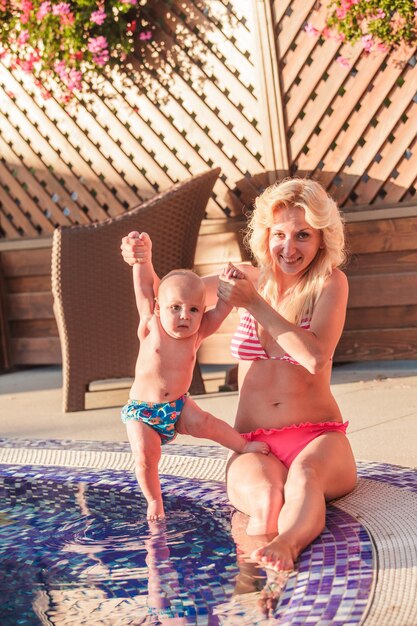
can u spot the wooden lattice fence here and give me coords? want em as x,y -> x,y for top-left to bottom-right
0,0 -> 416,370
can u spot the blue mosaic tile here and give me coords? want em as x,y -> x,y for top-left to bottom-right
356,460 -> 417,493
0,455 -> 374,625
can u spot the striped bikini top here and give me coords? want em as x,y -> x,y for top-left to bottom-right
231,311 -> 311,365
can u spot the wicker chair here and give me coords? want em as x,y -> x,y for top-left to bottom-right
51,168 -> 220,412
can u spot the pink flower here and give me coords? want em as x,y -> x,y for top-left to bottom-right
36,1 -> 51,19
369,8 -> 386,21
17,30 -> 30,45
54,60 -> 67,77
67,68 -> 82,91
61,12 -> 75,25
51,3 -> 74,24
91,8 -> 106,25
54,61 -> 83,92
29,51 -> 41,62
361,34 -> 374,52
336,55 -> 350,67
52,2 -> 71,15
336,6 -> 348,19
20,59 -> 36,73
139,30 -> 152,41
88,36 -> 107,54
304,22 -> 320,37
88,36 -> 109,65
20,0 -> 33,22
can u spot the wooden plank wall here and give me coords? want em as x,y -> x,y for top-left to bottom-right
339,207 -> 417,361
0,240 -> 60,368
1,204 -> 416,370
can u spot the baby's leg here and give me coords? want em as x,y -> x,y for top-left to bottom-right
176,397 -> 269,455
126,420 -> 164,520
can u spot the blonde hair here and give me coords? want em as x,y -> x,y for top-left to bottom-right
246,178 -> 346,324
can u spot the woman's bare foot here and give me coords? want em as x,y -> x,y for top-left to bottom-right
242,440 -> 270,455
147,498 -> 165,521
251,535 -> 296,572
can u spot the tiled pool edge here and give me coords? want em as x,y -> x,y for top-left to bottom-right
1,438 -> 417,626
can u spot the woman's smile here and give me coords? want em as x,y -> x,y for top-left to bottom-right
269,207 -> 322,274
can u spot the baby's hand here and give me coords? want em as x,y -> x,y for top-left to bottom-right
242,441 -> 270,455
221,262 -> 246,281
129,231 -> 152,264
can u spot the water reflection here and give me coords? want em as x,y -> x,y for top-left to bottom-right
213,511 -> 291,625
1,474 -> 289,625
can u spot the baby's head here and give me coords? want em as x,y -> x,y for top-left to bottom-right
155,270 -> 206,339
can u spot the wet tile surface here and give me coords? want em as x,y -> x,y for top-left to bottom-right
0,438 -> 386,624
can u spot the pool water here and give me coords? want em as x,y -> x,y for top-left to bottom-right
0,466 -> 272,625
0,461 -> 373,625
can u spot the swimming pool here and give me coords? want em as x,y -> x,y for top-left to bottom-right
0,439 -> 382,624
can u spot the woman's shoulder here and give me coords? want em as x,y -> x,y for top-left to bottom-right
326,267 -> 348,290
319,268 -> 349,305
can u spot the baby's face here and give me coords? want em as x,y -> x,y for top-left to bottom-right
156,275 -> 205,339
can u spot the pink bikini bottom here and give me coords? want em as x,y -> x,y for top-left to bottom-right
242,421 -> 348,469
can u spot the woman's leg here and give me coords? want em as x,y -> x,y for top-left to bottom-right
126,420 -> 164,520
252,431 -> 357,571
226,450 -> 288,535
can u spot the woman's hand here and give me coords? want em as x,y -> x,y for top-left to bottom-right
217,262 -> 258,309
120,231 -> 151,265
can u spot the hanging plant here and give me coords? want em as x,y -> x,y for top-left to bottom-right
306,0 -> 417,57
0,0 -> 152,103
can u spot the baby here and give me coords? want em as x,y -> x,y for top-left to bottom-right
121,231 -> 269,520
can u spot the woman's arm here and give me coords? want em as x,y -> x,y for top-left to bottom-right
218,269 -> 348,374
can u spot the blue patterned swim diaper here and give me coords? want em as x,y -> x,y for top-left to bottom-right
121,395 -> 187,443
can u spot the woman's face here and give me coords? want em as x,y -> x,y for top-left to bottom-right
268,206 -> 322,276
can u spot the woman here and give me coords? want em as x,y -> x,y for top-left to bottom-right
121,177 -> 357,572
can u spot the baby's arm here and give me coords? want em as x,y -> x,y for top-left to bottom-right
199,263 -> 246,340
130,232 -> 156,329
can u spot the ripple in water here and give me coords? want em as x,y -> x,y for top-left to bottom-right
0,477 -> 276,625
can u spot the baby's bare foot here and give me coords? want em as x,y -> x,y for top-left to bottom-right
243,440 -> 270,455
147,498 -> 165,521
251,535 -> 296,572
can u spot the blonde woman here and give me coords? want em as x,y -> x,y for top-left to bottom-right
121,177 -> 357,571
